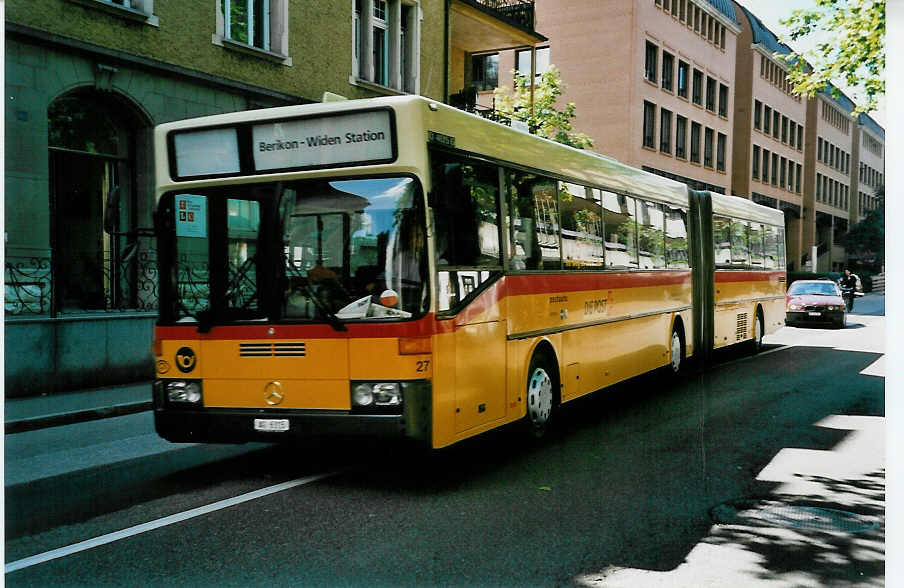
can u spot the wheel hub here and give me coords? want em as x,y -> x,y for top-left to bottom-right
670,331 -> 682,372
527,367 -> 552,426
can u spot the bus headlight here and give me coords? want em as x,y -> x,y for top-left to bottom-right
351,382 -> 403,410
164,380 -> 203,404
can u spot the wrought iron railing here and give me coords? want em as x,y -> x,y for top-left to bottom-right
475,0 -> 535,30
5,251 -> 52,315
5,245 -> 159,316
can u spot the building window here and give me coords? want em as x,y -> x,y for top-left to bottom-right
718,83 -> 728,117
677,61 -> 689,98
662,52 -> 674,91
704,127 -> 713,167
781,116 -> 788,143
690,121 -> 701,163
771,152 -> 778,185
676,115 -> 687,159
762,148 -> 769,182
516,46 -> 550,79
772,110 -> 780,139
355,0 -> 419,92
660,108 -> 672,153
643,101 -> 656,148
471,53 -> 498,91
216,0 -> 287,59
818,137 -> 823,162
780,156 -> 786,188
754,100 -> 761,130
752,145 -> 760,179
645,41 -> 658,83
225,0 -> 270,49
763,105 -> 771,134
692,69 -> 703,105
716,132 -> 725,171
705,76 -> 716,111
789,121 -> 796,148
817,173 -> 822,200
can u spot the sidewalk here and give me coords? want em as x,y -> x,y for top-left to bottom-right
5,381 -> 153,434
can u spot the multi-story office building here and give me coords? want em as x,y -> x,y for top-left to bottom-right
488,0 -> 741,194
5,0 -> 540,395
732,5 -> 807,269
854,113 -> 885,224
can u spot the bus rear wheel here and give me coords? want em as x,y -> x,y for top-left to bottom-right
525,352 -> 556,438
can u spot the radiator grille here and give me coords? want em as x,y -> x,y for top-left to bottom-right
239,342 -> 306,357
736,313 -> 748,341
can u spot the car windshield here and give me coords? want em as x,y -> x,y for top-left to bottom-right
788,282 -> 838,296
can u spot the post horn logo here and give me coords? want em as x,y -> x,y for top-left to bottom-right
175,347 -> 197,373
265,381 -> 285,406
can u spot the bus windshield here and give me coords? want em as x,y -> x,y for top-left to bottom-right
281,176 -> 427,321
161,176 -> 427,326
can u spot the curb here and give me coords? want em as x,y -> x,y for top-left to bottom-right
5,401 -> 153,435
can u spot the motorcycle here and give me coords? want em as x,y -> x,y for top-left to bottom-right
839,285 -> 856,312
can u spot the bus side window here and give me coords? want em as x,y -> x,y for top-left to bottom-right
731,219 -> 750,268
504,168 -> 560,271
764,225 -> 779,269
749,222 -> 765,266
602,192 -> 638,269
559,183 -> 604,270
637,199 -> 666,269
713,215 -> 732,267
429,151 -> 502,312
665,205 -> 689,269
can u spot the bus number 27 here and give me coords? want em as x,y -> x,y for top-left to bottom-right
416,360 -> 431,373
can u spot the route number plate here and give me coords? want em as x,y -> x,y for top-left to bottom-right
808,311 -> 822,316
254,418 -> 290,432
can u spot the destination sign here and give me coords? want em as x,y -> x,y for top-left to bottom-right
252,110 -> 394,171
172,127 -> 241,178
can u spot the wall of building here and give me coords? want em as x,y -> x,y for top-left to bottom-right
7,0 -> 446,104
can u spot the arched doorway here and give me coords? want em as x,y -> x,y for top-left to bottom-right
48,89 -> 147,312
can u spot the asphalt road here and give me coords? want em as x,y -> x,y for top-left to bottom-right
5,299 -> 885,587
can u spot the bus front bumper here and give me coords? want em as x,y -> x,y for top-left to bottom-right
153,380 -> 431,444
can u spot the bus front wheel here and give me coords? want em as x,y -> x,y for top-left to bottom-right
669,326 -> 685,374
525,352 -> 557,438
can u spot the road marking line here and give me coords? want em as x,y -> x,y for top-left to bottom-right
5,471 -> 337,574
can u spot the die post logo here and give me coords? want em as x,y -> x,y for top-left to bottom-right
175,347 -> 197,373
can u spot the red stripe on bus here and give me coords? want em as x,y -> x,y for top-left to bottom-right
505,271 -> 691,295
714,270 -> 785,283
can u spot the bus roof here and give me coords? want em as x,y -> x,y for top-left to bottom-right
707,190 -> 786,226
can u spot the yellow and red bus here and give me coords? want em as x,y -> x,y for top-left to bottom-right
151,95 -> 785,448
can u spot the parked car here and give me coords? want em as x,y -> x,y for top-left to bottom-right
785,280 -> 846,328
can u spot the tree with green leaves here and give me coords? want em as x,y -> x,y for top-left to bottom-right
493,66 -> 594,150
843,184 -> 884,267
777,0 -> 885,114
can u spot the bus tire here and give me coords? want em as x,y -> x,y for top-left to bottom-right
669,324 -> 685,375
524,351 -> 557,439
752,309 -> 764,353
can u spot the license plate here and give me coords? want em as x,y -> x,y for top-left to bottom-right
808,311 -> 822,316
254,418 -> 289,432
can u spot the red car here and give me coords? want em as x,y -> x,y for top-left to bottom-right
785,280 -> 846,328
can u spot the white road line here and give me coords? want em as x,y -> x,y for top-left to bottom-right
5,471 -> 338,574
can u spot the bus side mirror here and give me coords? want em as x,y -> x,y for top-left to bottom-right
104,186 -> 121,235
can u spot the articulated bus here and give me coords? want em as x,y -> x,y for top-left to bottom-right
152,95 -> 786,449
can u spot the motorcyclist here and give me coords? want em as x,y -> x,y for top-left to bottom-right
838,268 -> 858,312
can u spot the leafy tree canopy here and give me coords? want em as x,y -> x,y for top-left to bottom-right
777,0 -> 885,114
493,66 -> 594,150
842,184 -> 884,265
